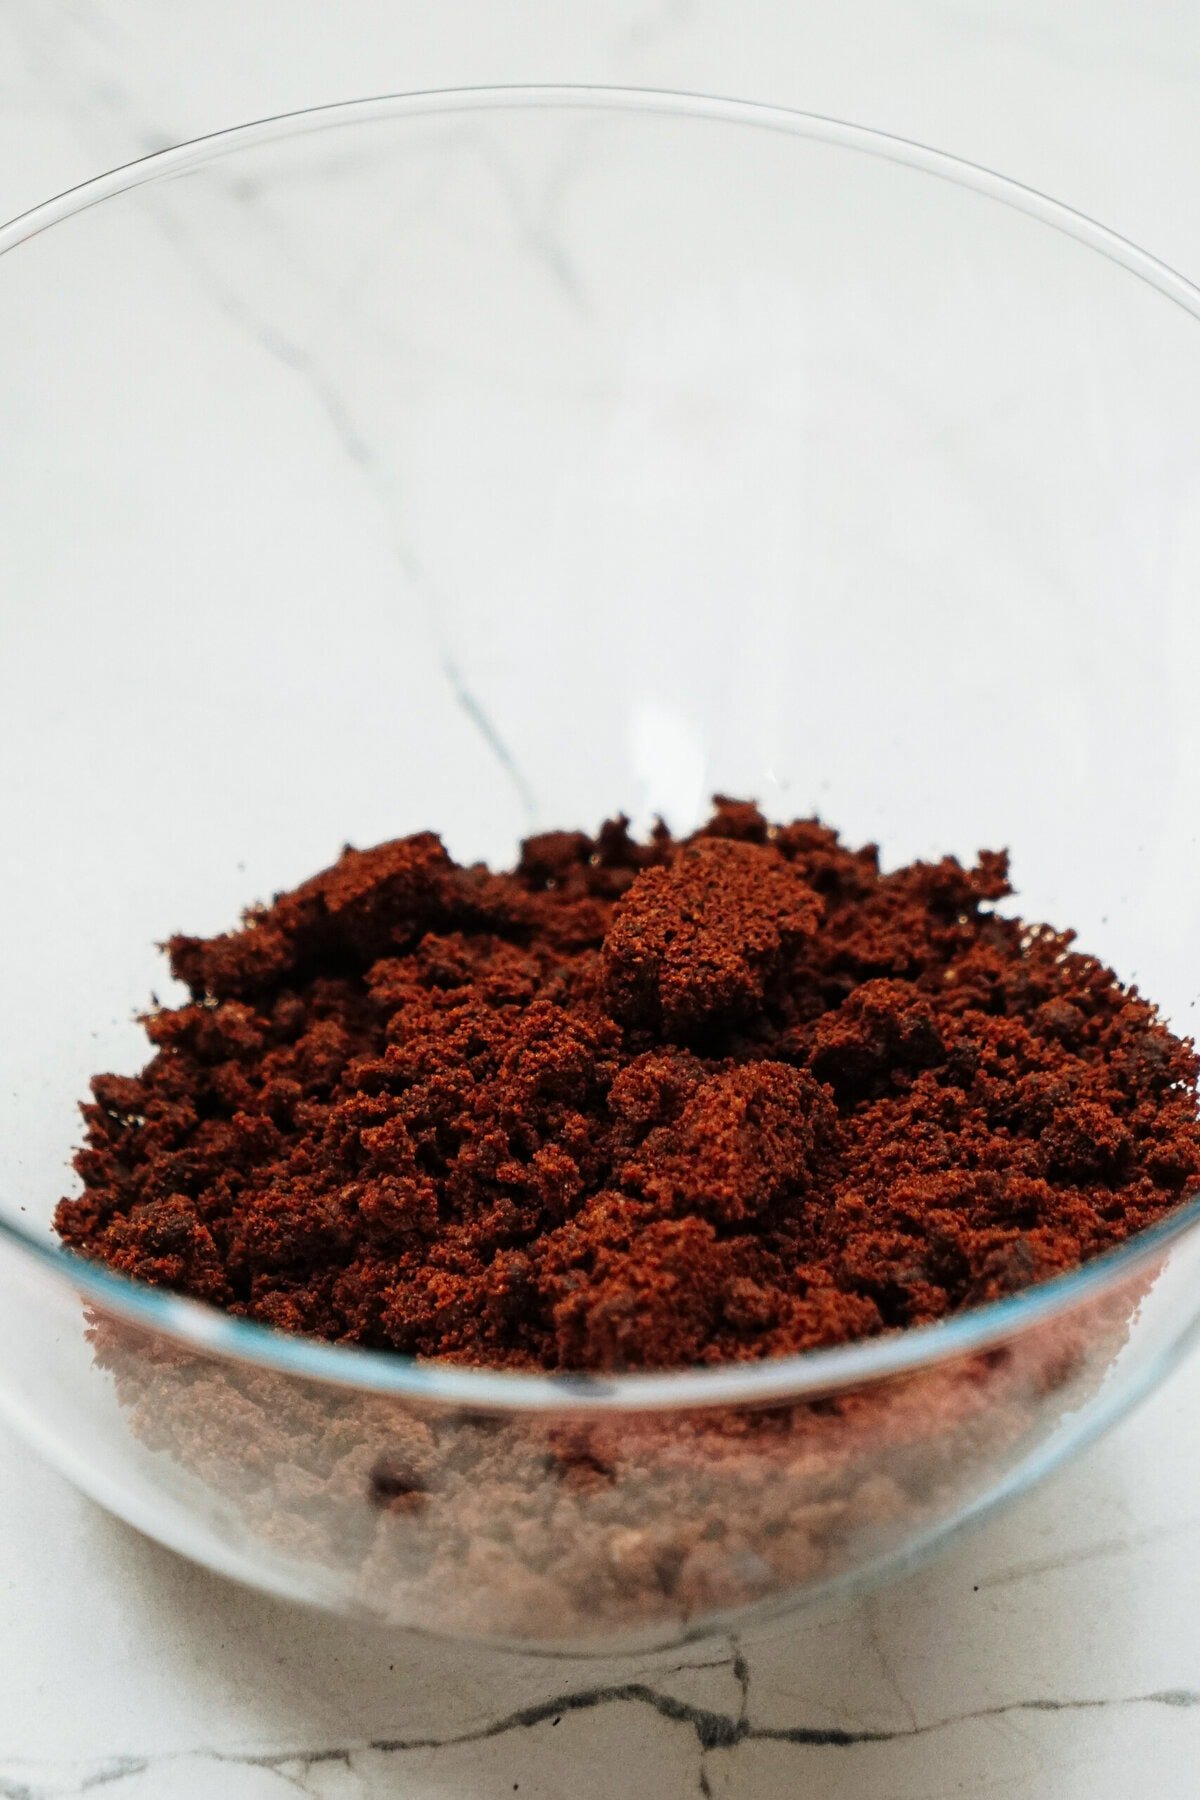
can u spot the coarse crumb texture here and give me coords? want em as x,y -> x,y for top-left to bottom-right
56,799 -> 1200,1372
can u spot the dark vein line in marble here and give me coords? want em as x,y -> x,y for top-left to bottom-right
0,1754 -> 149,1800
646,1651 -> 739,1680
732,1644 -> 751,1727
166,246 -> 538,824
976,1515 -> 1200,1591
3,1684 -> 1200,1796
752,1688 -> 1200,1747
865,1602 -> 919,1731
80,1762 -> 149,1790
695,1636 -> 744,1800
236,1680 -> 1200,1768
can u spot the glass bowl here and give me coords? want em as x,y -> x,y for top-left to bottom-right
3,87 -> 1200,1653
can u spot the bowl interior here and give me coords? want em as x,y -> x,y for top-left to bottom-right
3,92 -> 1200,1266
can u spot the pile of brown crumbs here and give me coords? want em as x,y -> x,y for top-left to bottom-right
56,798 -> 1200,1371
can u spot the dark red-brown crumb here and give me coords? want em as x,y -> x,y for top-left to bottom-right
56,797 -> 1200,1371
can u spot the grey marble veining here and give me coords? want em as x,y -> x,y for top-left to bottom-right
2,1349 -> 1199,1799
5,1684 -> 1199,1799
2,1632 -> 1198,1800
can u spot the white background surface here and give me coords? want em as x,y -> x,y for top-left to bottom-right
2,4 -> 1200,1796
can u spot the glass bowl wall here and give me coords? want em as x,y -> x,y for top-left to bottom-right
3,89 -> 1200,1648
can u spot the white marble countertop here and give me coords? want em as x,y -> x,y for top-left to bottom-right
3,4 -> 1200,1795
1,1364 -> 1198,1798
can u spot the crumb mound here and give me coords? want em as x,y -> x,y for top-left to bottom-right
56,797 -> 1200,1371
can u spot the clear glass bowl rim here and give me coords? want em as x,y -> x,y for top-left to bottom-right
4,83 -> 1200,1414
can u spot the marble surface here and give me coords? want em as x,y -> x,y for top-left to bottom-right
1,1368 -> 1198,1798
3,3 -> 1200,1795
